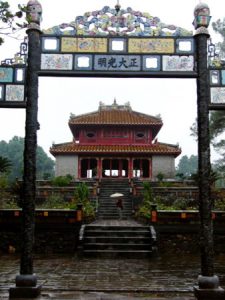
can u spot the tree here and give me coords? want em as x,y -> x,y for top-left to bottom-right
176,155 -> 198,178
0,136 -> 55,181
212,18 -> 225,58
0,155 -> 11,173
0,1 -> 26,45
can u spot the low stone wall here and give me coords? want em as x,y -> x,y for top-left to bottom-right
1,209 -> 225,255
0,209 -> 82,254
157,233 -> 225,255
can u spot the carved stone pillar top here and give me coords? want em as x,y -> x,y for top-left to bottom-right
193,2 -> 211,34
26,0 -> 42,30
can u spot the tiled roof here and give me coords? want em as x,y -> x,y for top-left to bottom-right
50,142 -> 181,157
69,109 -> 162,126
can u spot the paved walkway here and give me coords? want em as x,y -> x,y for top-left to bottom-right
1,252 -> 225,299
0,220 -> 225,299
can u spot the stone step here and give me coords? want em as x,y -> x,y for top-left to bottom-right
82,249 -> 153,258
79,223 -> 156,258
85,225 -> 149,230
84,243 -> 152,250
98,207 -> 132,211
84,236 -> 151,243
84,230 -> 150,237
97,216 -> 130,220
97,214 -> 133,219
97,179 -> 133,219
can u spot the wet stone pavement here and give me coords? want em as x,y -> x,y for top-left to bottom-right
1,252 -> 225,299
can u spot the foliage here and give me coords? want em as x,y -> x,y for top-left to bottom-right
0,1 -> 27,45
153,195 -> 197,210
74,182 -> 89,203
156,172 -> 164,182
0,174 -> 8,188
142,181 -> 154,203
0,136 -> 54,182
176,155 -> 198,179
37,194 -> 68,209
212,18 -> 225,57
51,175 -> 72,187
190,169 -> 221,187
10,178 -> 23,207
0,155 -> 11,173
36,146 -> 55,180
136,182 -> 154,218
73,183 -> 95,219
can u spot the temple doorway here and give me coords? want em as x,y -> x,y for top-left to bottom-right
102,159 -> 128,178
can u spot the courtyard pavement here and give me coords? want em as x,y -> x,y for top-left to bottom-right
1,251 -> 225,299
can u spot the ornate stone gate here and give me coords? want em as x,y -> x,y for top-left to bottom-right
0,1 -> 225,299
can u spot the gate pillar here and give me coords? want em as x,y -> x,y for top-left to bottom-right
193,3 -> 225,299
9,0 -> 42,298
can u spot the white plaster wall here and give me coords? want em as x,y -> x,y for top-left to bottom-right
55,155 -> 78,178
152,155 -> 176,179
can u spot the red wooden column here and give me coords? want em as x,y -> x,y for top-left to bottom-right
98,158 -> 102,179
128,158 -> 133,179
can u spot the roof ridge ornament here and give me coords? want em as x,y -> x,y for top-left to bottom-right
115,0 -> 121,15
43,6 -> 192,37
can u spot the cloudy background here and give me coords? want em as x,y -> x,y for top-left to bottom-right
0,0 -> 223,164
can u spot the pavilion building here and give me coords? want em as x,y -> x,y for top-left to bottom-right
50,101 -> 181,180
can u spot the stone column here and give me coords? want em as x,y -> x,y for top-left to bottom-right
193,3 -> 224,299
9,0 -> 42,298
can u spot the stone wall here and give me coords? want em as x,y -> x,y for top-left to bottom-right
1,230 -> 80,254
55,155 -> 78,177
0,210 -> 81,254
152,155 -> 176,179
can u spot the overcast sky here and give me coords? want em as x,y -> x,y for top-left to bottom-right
0,0 -> 224,164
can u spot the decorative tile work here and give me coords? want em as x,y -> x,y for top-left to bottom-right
222,70 -> 225,85
61,37 -> 77,52
210,70 -> 220,85
128,38 -> 174,53
211,87 -> 225,104
163,55 -> 194,71
5,85 -> 24,101
0,68 -> 13,83
43,6 -> 192,37
0,85 -> 4,100
41,54 -> 73,70
61,37 -> 107,53
77,38 -> 107,52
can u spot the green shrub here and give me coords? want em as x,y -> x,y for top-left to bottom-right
136,182 -> 154,218
51,175 -> 72,187
0,176 -> 9,189
74,182 -> 89,204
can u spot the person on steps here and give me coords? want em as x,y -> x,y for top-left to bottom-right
116,197 -> 123,220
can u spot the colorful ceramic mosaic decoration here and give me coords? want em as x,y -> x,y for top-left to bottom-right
43,6 -> 192,37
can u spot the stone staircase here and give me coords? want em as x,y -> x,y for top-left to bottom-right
79,221 -> 157,257
97,179 -> 132,219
